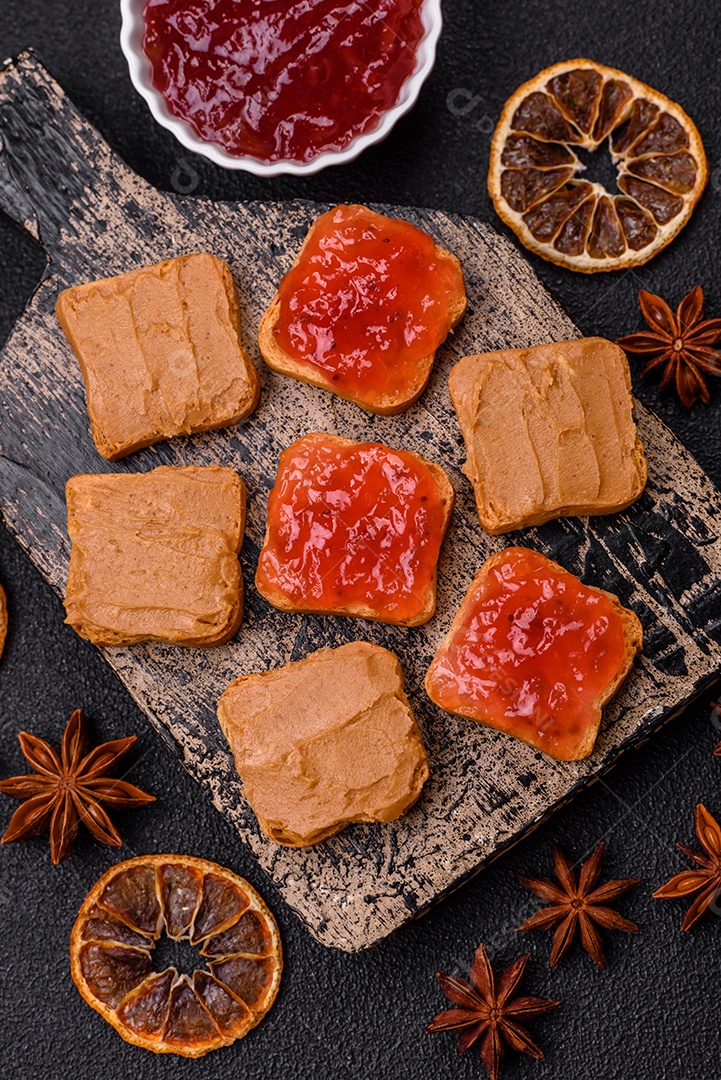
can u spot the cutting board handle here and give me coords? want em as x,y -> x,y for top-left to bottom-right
0,50 -> 157,266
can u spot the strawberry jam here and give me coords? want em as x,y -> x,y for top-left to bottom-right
273,205 -> 466,411
255,434 -> 451,626
425,547 -> 633,761
142,0 -> 425,163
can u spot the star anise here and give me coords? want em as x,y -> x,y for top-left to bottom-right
0,709 -> 155,863
516,842 -> 639,968
616,285 -> 721,408
653,803 -> 721,930
426,941 -> 559,1080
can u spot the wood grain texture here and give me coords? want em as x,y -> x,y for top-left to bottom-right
0,52 -> 719,951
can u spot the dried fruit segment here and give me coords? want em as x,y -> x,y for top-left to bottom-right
553,197 -> 595,256
81,906 -> 152,949
210,955 -> 277,1009
618,175 -> 683,223
163,976 -> 224,1050
501,166 -> 575,213
614,199 -> 657,250
99,864 -> 162,936
194,970 -> 253,1038
190,872 -> 248,943
523,181 -> 593,241
489,59 -> 707,270
628,152 -> 697,193
117,969 -> 175,1038
201,910 -> 274,958
71,855 -> 281,1057
78,943 -> 153,1008
511,91 -> 580,142
160,863 -> 203,939
500,134 -> 576,169
587,196 -> 624,259
593,79 -> 633,141
612,98 -> 659,153
547,67 -> 603,133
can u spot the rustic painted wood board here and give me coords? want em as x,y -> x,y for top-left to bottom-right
1,52 -> 720,952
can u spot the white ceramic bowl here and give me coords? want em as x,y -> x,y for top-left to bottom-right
120,0 -> 443,177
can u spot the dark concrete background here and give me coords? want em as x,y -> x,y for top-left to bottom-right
0,2 -> 719,1078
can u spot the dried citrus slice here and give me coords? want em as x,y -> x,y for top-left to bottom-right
70,855 -> 282,1057
488,59 -> 707,271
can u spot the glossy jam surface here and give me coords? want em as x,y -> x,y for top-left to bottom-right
142,0 -> 425,163
427,547 -> 628,759
274,206 -> 465,405
256,435 -> 448,623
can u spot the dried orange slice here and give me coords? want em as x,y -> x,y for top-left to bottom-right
70,855 -> 282,1057
488,59 -> 707,271
0,583 -> 6,659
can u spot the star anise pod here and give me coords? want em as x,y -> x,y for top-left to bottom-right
653,803 -> 721,930
516,842 -> 639,968
616,285 -> 721,408
0,709 -> 155,863
426,941 -> 559,1080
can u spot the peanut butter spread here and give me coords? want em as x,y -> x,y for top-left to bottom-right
56,253 -> 260,460
217,642 -> 429,846
65,465 -> 245,647
449,337 -> 648,534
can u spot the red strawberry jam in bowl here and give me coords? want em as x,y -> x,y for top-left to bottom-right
120,0 -> 443,175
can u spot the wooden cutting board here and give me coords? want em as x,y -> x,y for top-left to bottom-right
1,52 -> 720,952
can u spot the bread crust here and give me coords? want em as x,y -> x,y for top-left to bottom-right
255,432 -> 455,627
448,338 -> 648,534
258,205 -> 467,415
425,547 -> 643,761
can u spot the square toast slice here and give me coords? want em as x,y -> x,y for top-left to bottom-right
449,337 -> 648,534
259,204 -> 467,415
65,465 -> 245,647
425,546 -> 643,761
217,642 -> 429,846
57,253 -> 260,460
255,432 -> 455,626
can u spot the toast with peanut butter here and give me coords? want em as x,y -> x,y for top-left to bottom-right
218,641 -> 429,846
65,465 -> 245,647
449,338 -> 648,534
57,253 -> 260,460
